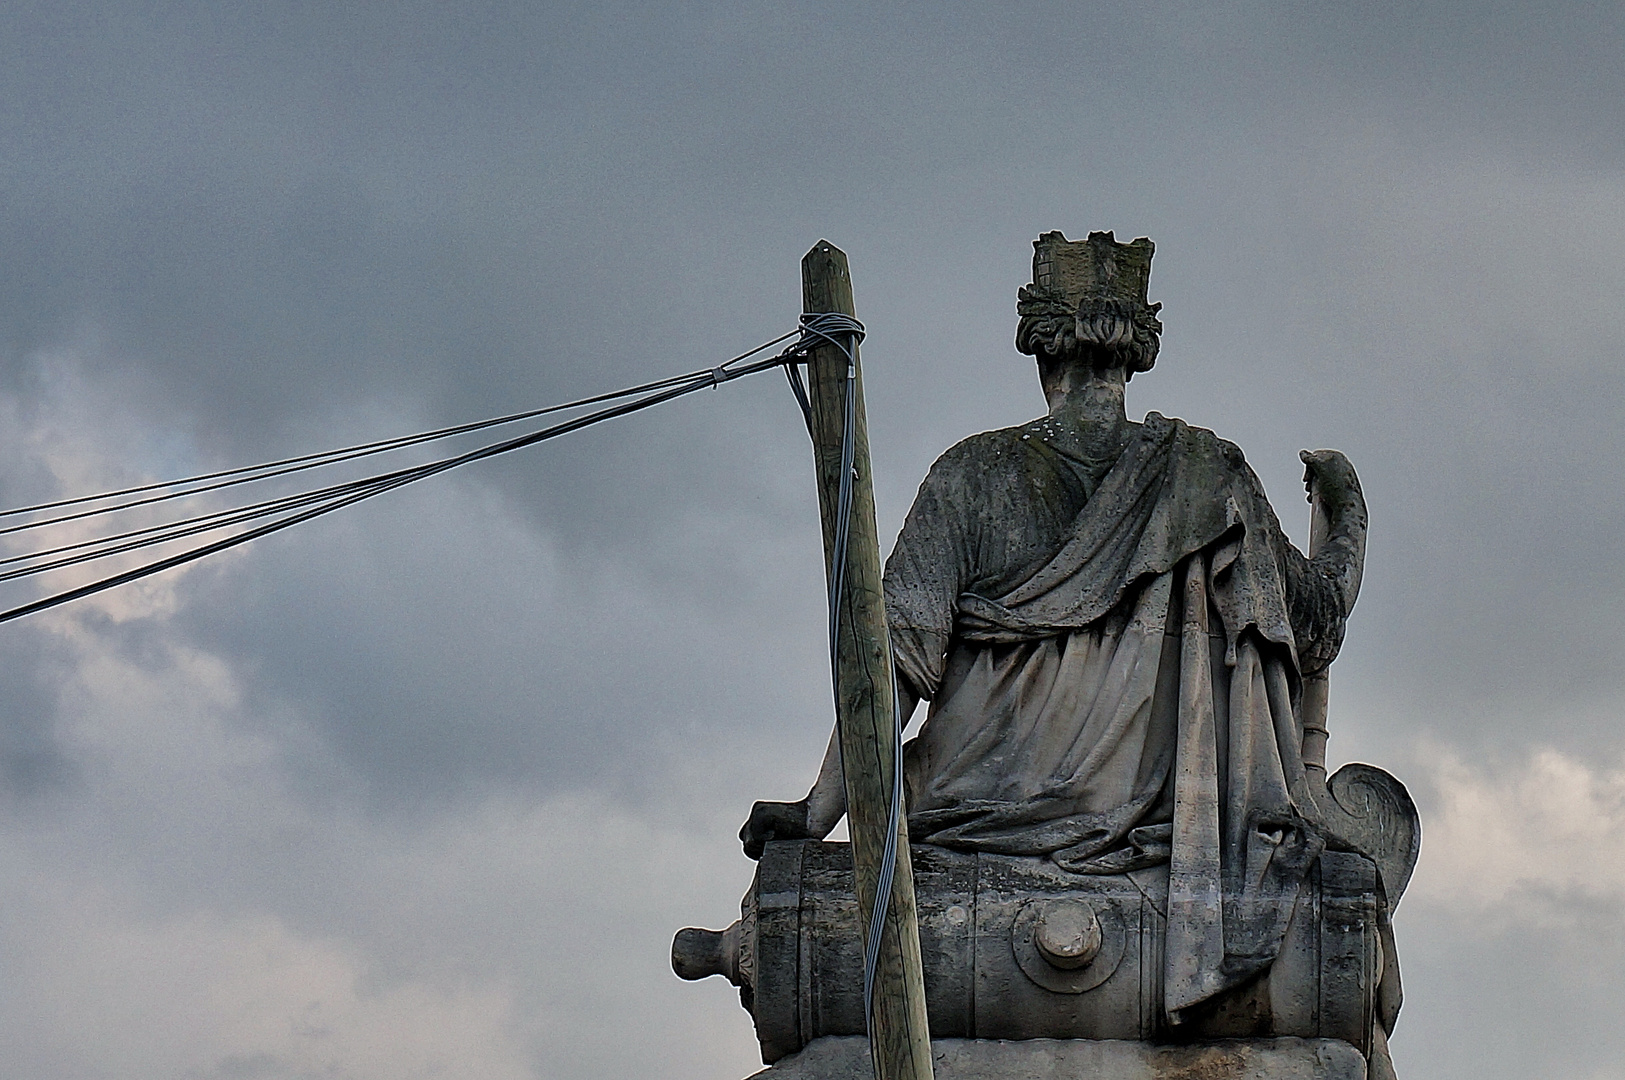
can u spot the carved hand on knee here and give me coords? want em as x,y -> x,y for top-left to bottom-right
740,799 -> 812,860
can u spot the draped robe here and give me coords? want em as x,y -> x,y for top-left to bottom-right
883,411 -> 1350,1019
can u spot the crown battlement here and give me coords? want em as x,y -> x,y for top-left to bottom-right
1028,230 -> 1155,309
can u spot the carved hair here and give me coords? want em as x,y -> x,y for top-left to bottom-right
1016,292 -> 1163,379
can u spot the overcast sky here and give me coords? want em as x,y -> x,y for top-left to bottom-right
1,3 -> 1623,1078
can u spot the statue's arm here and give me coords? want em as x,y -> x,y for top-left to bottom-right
740,679 -> 920,859
802,679 -> 921,836
1286,449 -> 1368,675
740,451 -> 974,860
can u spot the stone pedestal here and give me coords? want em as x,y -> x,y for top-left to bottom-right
745,1036 -> 1366,1080
678,842 -> 1384,1063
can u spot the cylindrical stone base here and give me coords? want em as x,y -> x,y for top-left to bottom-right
745,1036 -> 1367,1080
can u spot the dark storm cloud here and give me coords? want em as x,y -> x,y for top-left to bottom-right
0,3 -> 1621,1078
0,630 -> 76,798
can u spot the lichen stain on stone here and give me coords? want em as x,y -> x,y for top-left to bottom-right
1157,1047 -> 1250,1080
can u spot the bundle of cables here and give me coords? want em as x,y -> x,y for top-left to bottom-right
0,329 -> 810,625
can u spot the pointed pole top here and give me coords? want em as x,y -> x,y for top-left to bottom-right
803,241 -> 855,317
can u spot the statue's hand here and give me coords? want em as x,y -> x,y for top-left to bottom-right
740,799 -> 812,861
1300,449 -> 1364,520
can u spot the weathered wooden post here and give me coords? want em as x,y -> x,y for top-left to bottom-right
801,241 -> 934,1080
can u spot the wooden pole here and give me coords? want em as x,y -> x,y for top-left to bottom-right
801,241 -> 934,1080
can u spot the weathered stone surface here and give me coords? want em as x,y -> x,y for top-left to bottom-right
698,231 -> 1416,1073
679,841 -> 1381,1059
745,1036 -> 1367,1080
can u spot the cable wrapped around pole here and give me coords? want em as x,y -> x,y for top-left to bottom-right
799,241 -> 934,1080
793,312 -> 905,1028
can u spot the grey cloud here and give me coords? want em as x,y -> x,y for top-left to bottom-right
0,2 -> 1622,1077
0,631 -> 76,799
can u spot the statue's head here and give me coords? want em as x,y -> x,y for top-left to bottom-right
1016,230 -> 1163,381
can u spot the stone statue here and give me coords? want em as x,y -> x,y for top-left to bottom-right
683,232 -> 1417,1080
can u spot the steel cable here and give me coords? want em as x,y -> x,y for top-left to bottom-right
0,330 -> 801,536
0,336 -> 801,624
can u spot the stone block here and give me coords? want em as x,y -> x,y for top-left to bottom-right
744,1036 -> 1367,1080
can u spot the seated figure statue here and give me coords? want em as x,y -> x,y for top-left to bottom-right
708,231 -> 1413,1080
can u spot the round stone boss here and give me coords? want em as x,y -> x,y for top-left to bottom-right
1011,896 -> 1126,994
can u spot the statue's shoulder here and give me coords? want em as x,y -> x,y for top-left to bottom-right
927,424 -> 1042,479
1144,411 -> 1251,471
